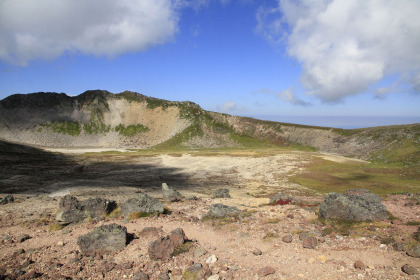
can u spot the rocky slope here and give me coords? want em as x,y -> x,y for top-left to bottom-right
0,90 -> 419,163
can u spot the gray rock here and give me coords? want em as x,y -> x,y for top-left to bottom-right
269,192 -> 300,205
407,245 -> 420,258
202,203 -> 240,219
77,223 -> 127,255
157,273 -> 170,280
282,235 -> 293,243
133,271 -> 149,280
302,236 -> 318,249
212,188 -> 231,199
0,194 -> 14,205
402,264 -> 418,275
319,189 -> 387,221
184,263 -> 211,279
252,248 -> 262,256
148,228 -> 187,260
193,246 -> 208,258
120,193 -> 164,218
17,234 -> 31,243
56,195 -> 116,225
162,183 -> 182,202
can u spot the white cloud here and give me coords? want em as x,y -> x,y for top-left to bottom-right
216,101 -> 244,113
253,88 -> 310,106
0,0 -> 179,65
277,89 -> 311,106
257,0 -> 420,102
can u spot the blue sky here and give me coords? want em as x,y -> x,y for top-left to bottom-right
1,0 -> 419,128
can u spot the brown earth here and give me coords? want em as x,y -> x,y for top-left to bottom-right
0,146 -> 419,280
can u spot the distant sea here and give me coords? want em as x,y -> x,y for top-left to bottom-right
250,116 -> 420,129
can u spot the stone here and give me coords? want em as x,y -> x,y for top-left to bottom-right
302,236 -> 318,249
402,264 -> 418,275
393,242 -> 407,251
157,273 -> 170,280
17,234 -> 31,243
206,254 -> 217,264
299,232 -> 310,241
269,193 -> 300,205
406,245 -> 420,258
212,188 -> 231,199
282,235 -> 293,243
120,193 -> 164,218
133,271 -> 149,280
194,246 -> 208,258
202,204 -> 240,219
258,266 -> 275,277
319,189 -> 388,221
183,263 -> 211,279
77,223 -> 127,255
354,260 -> 366,270
148,228 -> 187,260
207,275 -> 220,280
162,183 -> 182,202
139,227 -> 161,238
56,195 -> 116,225
252,248 -> 262,256
0,194 -> 14,205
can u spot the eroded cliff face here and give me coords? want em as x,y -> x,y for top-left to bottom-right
1,90 -> 419,164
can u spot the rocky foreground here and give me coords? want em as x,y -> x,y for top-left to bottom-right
0,187 -> 419,280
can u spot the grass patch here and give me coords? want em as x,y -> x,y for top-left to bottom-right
171,241 -> 194,257
106,207 -> 122,219
289,157 -> 420,195
115,124 -> 149,136
262,232 -> 280,241
127,211 -> 152,220
42,121 -> 81,136
405,221 -> 420,226
48,222 -> 63,232
263,218 -> 282,224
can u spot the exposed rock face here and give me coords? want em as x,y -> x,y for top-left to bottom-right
318,189 -> 387,221
0,194 -> 14,205
55,195 -> 116,225
202,203 -> 240,219
148,228 -> 187,260
120,193 -> 164,218
77,223 -> 127,255
161,183 -> 182,202
269,192 -> 300,205
212,188 -> 231,199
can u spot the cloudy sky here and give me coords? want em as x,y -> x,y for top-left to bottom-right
1,0 -> 419,128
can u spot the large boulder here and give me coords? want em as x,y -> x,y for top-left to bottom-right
77,223 -> 127,255
148,228 -> 187,260
56,195 -> 116,225
162,183 -> 182,202
269,192 -> 301,205
212,188 -> 231,199
319,189 -> 387,221
202,203 -> 240,219
120,193 -> 164,218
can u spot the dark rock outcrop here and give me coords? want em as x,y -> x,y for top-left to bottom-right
318,189 -> 387,221
202,203 -> 240,219
56,195 -> 116,225
407,245 -> 420,258
0,194 -> 14,205
148,228 -> 187,260
120,193 -> 164,218
212,188 -> 231,199
269,192 -> 300,205
77,224 -> 127,255
162,183 -> 182,202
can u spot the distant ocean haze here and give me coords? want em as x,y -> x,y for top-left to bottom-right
250,116 -> 420,129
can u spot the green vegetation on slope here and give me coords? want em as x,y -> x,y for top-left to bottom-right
115,124 -> 149,136
41,121 -> 81,136
289,157 -> 420,195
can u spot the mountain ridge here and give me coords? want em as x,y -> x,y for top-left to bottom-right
1,90 -> 419,165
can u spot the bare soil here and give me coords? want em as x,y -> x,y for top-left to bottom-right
0,144 -> 419,279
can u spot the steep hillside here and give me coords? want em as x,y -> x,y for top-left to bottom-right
0,90 -> 419,165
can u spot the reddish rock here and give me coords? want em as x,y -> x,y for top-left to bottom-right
282,235 -> 293,243
302,236 -> 318,249
258,266 -> 275,277
148,228 -> 187,260
354,260 -> 366,270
